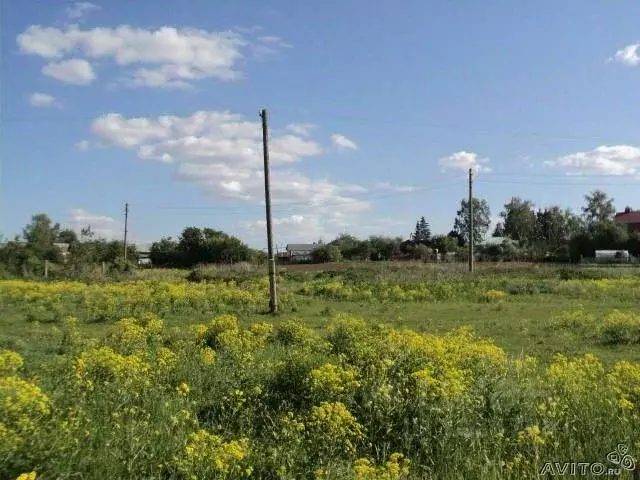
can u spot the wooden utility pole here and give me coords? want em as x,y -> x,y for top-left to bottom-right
44,260 -> 49,279
123,202 -> 129,261
468,168 -> 474,273
260,108 -> 278,313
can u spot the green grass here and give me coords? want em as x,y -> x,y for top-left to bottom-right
4,265 -> 640,368
3,265 -> 640,479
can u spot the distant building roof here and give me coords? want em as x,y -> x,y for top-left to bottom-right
135,243 -> 153,252
480,237 -> 516,246
286,243 -> 317,251
615,211 -> 640,224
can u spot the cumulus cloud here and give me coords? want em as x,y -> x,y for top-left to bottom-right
286,123 -> 315,136
28,92 -> 60,107
42,58 -> 96,84
88,110 -> 371,243
374,181 -> 417,193
439,151 -> 491,173
89,109 -> 370,217
66,2 -> 101,21
331,134 -> 358,151
609,44 -> 640,66
546,145 -> 640,175
68,208 -> 119,239
17,25 -> 288,88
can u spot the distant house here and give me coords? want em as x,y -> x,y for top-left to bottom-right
136,243 -> 152,266
479,236 -> 517,247
595,250 -> 630,262
281,243 -> 318,262
615,208 -> 640,233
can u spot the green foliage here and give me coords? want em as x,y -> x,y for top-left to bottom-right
368,237 -> 402,261
453,197 -> 491,244
500,197 -> 536,245
149,237 -> 179,267
22,213 -> 62,262
329,235 -> 371,261
411,217 -> 431,245
176,227 -> 252,267
582,190 -> 616,225
430,234 -> 459,254
4,311 -> 640,479
600,311 -> 640,345
313,244 -> 344,263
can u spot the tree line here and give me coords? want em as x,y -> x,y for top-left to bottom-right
1,189 -> 637,277
312,190 -> 640,263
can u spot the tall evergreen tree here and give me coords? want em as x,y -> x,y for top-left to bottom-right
412,216 -> 431,245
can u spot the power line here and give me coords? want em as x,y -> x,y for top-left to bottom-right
477,179 -> 640,187
130,181 -> 463,217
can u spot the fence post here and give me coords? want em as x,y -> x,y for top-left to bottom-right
44,260 -> 49,279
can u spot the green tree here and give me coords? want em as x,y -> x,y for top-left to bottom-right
57,229 -> 78,244
150,237 -> 179,267
452,198 -> 491,244
22,213 -> 62,261
328,234 -> 370,260
368,236 -> 402,261
500,197 -> 536,245
431,234 -> 459,253
411,217 -> 431,245
533,207 -> 581,259
492,222 -> 505,237
582,190 -> 616,225
176,227 -> 251,267
312,244 -> 343,263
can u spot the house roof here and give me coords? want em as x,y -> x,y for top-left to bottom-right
480,236 -> 517,246
286,243 -> 317,251
615,211 -> 640,224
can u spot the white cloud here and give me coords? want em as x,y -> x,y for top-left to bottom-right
331,134 -> 358,151
609,44 -> 640,66
286,123 -> 315,136
28,92 -> 60,108
75,140 -> 90,150
374,181 -> 417,193
66,2 -> 101,21
257,36 -> 292,48
42,58 -> 96,85
90,110 -> 368,208
546,145 -> 640,175
17,25 -> 288,88
88,110 -> 371,243
68,208 -> 119,239
242,212 -> 354,245
439,151 -> 491,173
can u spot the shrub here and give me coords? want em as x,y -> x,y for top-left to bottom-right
600,310 -> 640,344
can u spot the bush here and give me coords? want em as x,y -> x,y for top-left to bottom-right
600,310 -> 640,344
312,245 -> 343,263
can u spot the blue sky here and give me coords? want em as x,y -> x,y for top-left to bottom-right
3,0 -> 640,248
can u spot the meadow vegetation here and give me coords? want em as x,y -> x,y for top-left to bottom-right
2,264 -> 640,479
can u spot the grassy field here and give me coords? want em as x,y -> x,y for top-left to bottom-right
2,263 -> 640,479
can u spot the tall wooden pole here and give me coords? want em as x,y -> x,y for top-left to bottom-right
123,202 -> 129,261
468,168 -> 474,273
260,108 -> 278,313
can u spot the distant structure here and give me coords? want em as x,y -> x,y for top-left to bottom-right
136,243 -> 152,266
594,250 -> 630,263
615,207 -> 640,233
279,243 -> 318,263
